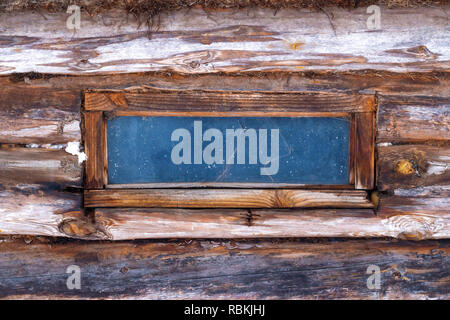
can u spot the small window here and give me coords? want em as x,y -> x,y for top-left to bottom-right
83,89 -> 375,209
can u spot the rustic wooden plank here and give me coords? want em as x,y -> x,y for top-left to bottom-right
84,189 -> 374,209
377,190 -> 450,240
377,144 -> 450,191
0,237 -> 447,299
94,207 -> 449,240
355,112 -> 375,189
0,7 -> 448,74
85,90 -> 376,113
0,146 -> 85,238
377,95 -> 450,143
0,81 -> 81,144
0,186 -> 84,237
0,146 -> 82,187
378,186 -> 450,216
3,71 -> 449,98
84,112 -> 106,189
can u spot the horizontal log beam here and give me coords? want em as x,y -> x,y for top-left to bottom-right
0,186 -> 83,237
0,146 -> 82,187
0,7 -> 448,74
0,72 -> 448,145
84,189 -> 374,209
94,207 -> 450,240
0,237 -> 447,299
377,95 -> 450,143
377,144 -> 450,191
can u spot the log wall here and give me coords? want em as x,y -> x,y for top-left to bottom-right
0,5 -> 448,299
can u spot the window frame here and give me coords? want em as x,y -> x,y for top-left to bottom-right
83,89 -> 375,209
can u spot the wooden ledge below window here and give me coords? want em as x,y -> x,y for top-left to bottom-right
84,189 -> 373,209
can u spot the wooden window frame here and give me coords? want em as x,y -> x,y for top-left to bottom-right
83,89 -> 375,209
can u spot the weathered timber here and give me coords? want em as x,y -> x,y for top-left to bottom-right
377,191 -> 450,240
1,72 -> 448,145
84,189 -> 374,209
379,190 -> 450,216
377,95 -> 450,143
0,237 -> 447,299
85,89 -> 376,113
0,146 -> 84,237
93,207 -> 450,240
0,7 -> 448,74
0,146 -> 82,187
84,112 -> 106,189
377,144 -> 450,191
0,84 -> 80,144
0,186 -> 83,237
355,112 -> 375,189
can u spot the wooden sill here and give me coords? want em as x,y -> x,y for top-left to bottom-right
84,188 -> 374,209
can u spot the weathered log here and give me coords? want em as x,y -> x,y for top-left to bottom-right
377,95 -> 450,143
0,146 -> 82,187
0,237 -> 447,299
0,7 -> 448,74
0,146 -> 84,238
93,207 -> 449,240
377,145 -> 450,191
1,71 -> 449,144
0,186 -> 83,237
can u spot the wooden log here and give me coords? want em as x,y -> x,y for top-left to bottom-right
377,95 -> 450,143
0,71 -> 448,145
0,186 -> 84,237
0,80 -> 81,144
0,7 -> 448,74
377,191 -> 450,240
0,146 -> 82,187
0,237 -> 447,299
84,189 -> 374,209
0,146 -> 86,238
377,144 -> 450,191
378,188 -> 450,216
94,207 -> 450,240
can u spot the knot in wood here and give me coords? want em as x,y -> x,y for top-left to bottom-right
396,160 -> 415,175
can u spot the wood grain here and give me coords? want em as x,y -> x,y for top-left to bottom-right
377,95 -> 450,143
84,189 -> 374,208
0,186 -> 83,237
2,72 -> 445,145
0,7 -> 449,74
94,207 -> 449,240
377,145 -> 450,191
84,112 -> 106,189
355,112 -> 375,189
0,146 -> 82,187
0,237 -> 447,299
85,90 -> 375,113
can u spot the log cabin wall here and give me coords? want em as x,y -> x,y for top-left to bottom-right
0,1 -> 448,299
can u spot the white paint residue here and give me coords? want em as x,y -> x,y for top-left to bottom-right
63,120 -> 80,134
426,160 -> 449,175
65,141 -> 87,164
377,142 -> 392,147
